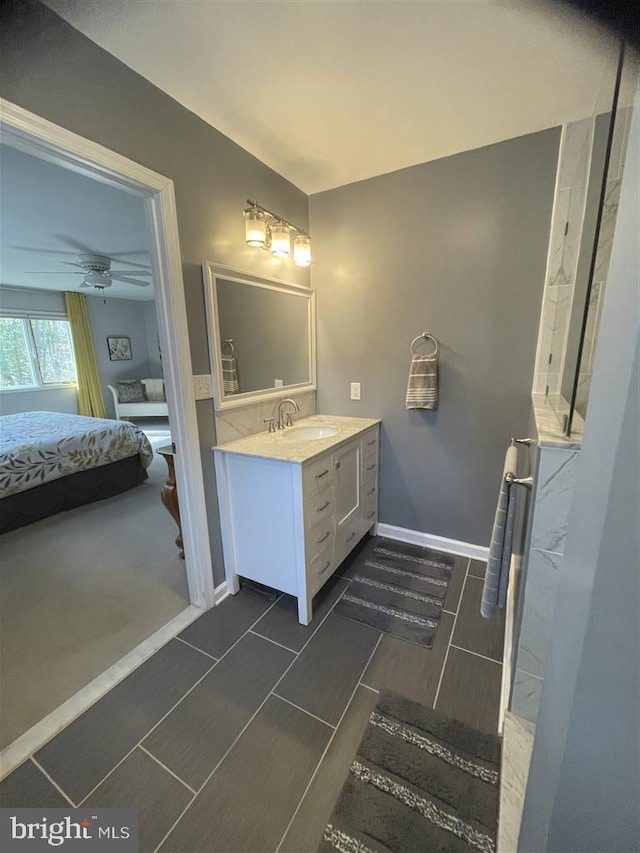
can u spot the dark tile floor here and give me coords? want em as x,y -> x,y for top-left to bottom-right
0,540 -> 504,853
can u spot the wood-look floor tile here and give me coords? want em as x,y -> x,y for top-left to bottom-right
84,748 -> 192,853
361,612 -> 454,706
0,759 -> 69,807
436,646 -> 502,734
178,588 -> 275,659
276,613 -> 380,726
253,575 -> 349,652
469,559 -> 487,578
280,686 -> 377,852
452,575 -> 505,661
34,640 -> 212,803
160,696 -> 331,853
144,633 -> 293,789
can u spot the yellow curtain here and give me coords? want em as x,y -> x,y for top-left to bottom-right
64,292 -> 106,418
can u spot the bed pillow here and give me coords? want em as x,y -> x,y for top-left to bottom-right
115,380 -> 146,403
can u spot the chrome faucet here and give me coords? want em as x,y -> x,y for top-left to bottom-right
274,398 -> 300,430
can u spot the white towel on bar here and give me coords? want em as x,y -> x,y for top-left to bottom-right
481,444 -> 519,618
143,378 -> 165,401
222,355 -> 240,395
406,354 -> 439,409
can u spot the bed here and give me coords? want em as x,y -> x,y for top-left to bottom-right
0,412 -> 154,534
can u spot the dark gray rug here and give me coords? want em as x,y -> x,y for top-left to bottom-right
319,690 -> 501,853
334,538 -> 453,647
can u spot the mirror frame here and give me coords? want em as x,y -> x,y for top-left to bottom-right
202,261 -> 316,410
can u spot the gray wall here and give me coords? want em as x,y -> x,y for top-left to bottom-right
1,0 -> 309,584
143,301 -> 163,379
85,294 -> 153,418
519,91 -> 639,853
310,129 -> 559,546
0,285 -> 79,415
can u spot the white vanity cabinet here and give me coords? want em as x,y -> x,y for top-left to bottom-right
214,418 -> 380,624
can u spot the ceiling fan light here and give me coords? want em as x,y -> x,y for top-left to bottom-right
270,221 -> 290,257
243,206 -> 267,247
293,234 -> 312,267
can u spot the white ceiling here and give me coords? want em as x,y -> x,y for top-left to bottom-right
0,144 -> 154,301
44,0 -> 619,194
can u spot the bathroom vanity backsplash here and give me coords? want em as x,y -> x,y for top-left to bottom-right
214,390 -> 316,445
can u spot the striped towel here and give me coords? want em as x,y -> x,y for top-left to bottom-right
406,354 -> 439,409
222,355 -> 240,395
481,444 -> 519,618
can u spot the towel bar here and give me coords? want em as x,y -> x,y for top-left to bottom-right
505,473 -> 533,489
511,437 -> 534,446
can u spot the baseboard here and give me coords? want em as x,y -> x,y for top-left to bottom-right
375,523 -> 489,561
214,579 -> 230,604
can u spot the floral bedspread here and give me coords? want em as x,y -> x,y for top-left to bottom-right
0,412 -> 153,498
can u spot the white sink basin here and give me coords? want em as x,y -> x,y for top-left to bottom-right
285,425 -> 339,440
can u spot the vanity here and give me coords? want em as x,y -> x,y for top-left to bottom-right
214,415 -> 380,623
202,261 -> 380,623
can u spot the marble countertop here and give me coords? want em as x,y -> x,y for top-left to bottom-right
213,414 -> 381,463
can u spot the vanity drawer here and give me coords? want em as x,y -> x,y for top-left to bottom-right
363,478 -> 378,502
363,429 -> 379,460
305,486 -> 334,529
305,516 -> 334,563
303,455 -> 334,497
307,544 -> 334,595
362,456 -> 379,482
362,495 -> 378,532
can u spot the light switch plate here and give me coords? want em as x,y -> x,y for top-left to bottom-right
350,382 -> 361,401
193,374 -> 213,400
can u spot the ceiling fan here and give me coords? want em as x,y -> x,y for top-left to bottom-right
26,254 -> 152,293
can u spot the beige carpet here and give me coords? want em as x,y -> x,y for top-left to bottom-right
0,420 -> 190,748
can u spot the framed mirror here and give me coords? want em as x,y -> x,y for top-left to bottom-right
202,261 -> 316,410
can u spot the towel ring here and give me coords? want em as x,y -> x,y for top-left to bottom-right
411,332 -> 438,358
221,339 -> 236,357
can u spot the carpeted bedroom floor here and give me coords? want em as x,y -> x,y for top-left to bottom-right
0,419 -> 190,749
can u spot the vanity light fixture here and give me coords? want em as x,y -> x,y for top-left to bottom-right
243,199 -> 311,266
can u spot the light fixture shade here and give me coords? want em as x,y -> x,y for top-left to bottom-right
270,221 -> 290,257
293,234 -> 312,267
244,207 -> 267,247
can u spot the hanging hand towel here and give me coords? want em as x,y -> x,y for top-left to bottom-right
481,444 -> 519,618
222,355 -> 240,395
406,354 -> 439,409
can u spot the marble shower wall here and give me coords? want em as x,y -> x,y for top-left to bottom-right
534,109 -> 632,407
534,118 -> 592,397
511,421 -> 581,725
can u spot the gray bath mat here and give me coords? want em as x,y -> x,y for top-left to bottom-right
334,538 -> 453,647
320,690 -> 500,853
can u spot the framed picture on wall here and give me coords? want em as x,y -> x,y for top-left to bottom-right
107,336 -> 132,361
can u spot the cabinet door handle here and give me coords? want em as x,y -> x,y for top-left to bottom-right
367,510 -> 376,519
366,463 -> 376,471
316,469 -> 329,479
346,531 -> 356,543
316,531 -> 331,544
367,487 -> 376,496
317,500 -> 331,512
335,461 -> 341,469
367,439 -> 376,446
320,559 -> 331,574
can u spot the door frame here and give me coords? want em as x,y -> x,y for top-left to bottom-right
0,98 -> 216,609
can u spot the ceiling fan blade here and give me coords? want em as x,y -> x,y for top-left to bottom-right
14,246 -> 77,256
111,274 -> 151,287
54,234 -> 98,254
109,269 -> 151,276
25,270 -> 85,274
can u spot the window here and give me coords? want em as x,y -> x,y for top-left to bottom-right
0,315 -> 77,390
